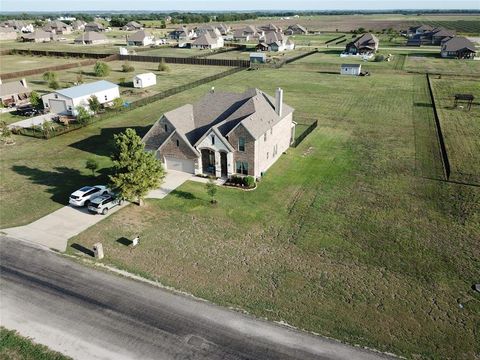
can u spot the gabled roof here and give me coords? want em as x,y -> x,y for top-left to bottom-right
442,37 -> 477,52
287,24 -> 307,33
192,32 -> 219,46
85,22 -> 104,30
0,80 -> 30,97
341,64 -> 361,68
47,20 -> 69,29
264,31 -> 285,45
54,80 -> 118,99
432,28 -> 455,38
21,30 -> 52,40
75,31 -> 107,42
134,72 -> 156,80
128,30 -> 152,42
349,33 -> 379,49
125,21 -> 142,28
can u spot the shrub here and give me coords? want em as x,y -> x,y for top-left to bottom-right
29,91 -> 42,108
88,95 -> 101,114
76,106 -> 92,125
48,79 -> 60,90
94,61 -> 110,77
157,59 -> 170,72
121,62 -> 135,72
86,158 -> 99,176
374,54 -> 385,62
244,176 -> 255,188
42,71 -> 57,83
112,97 -> 124,110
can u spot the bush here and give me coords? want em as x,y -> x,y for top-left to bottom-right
29,91 -> 42,109
94,61 -> 110,77
374,54 -> 385,62
42,71 -> 56,82
48,79 -> 60,90
157,59 -> 170,72
121,62 -> 135,72
244,176 -> 255,188
76,106 -> 92,125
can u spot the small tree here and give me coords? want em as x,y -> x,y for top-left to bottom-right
86,158 -> 99,176
76,73 -> 84,84
157,59 -> 169,72
29,91 -> 41,109
121,62 -> 135,72
112,97 -> 124,110
205,177 -> 217,204
88,95 -> 101,114
48,79 -> 60,90
0,121 -> 12,143
76,106 -> 92,125
93,61 -> 110,77
42,71 -> 57,83
109,128 -> 164,205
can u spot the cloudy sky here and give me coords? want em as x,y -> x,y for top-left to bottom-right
2,0 -> 479,11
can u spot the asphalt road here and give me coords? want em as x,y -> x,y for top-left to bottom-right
0,236 -> 395,360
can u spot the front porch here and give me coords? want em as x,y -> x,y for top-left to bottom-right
198,148 -> 232,179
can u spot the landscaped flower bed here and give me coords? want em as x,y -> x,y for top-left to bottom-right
224,175 -> 256,190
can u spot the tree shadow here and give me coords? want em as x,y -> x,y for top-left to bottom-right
71,243 -> 94,257
11,165 -> 110,206
171,190 -> 196,200
116,237 -> 133,246
414,102 -> 433,108
69,126 -> 150,157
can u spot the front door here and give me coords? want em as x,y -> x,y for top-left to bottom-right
201,149 -> 215,175
220,152 -> 227,177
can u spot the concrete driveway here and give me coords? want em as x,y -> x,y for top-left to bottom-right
147,170 -> 194,199
8,113 -> 54,129
2,204 -> 127,252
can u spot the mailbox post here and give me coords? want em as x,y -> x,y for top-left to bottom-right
93,242 -> 104,259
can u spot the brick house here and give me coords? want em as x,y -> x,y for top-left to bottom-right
142,88 -> 295,178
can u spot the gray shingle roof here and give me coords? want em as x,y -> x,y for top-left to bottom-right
349,33 -> 379,50
0,80 -> 30,98
127,30 -> 151,42
75,31 -> 107,42
442,37 -> 477,52
21,30 -> 52,40
192,32 -> 219,46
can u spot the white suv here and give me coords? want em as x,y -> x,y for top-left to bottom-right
69,186 -> 109,207
87,194 -> 123,215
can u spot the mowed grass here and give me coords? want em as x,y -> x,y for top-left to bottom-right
0,55 -> 77,74
62,68 -> 480,359
0,327 -> 71,360
405,55 -> 480,76
1,59 -> 230,103
430,76 -> 480,183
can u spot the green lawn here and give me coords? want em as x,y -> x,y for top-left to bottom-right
2,60 -> 230,103
0,55 -> 77,74
430,76 -> 480,183
405,55 -> 480,76
56,68 -> 479,359
0,327 -> 71,360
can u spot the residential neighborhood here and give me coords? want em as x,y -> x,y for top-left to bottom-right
0,3 -> 479,360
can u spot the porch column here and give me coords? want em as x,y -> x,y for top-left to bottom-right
227,152 -> 234,177
194,157 -> 202,175
214,151 -> 221,178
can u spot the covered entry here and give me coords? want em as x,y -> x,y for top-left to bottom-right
164,156 -> 195,174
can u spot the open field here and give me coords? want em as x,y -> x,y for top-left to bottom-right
0,55 -> 77,74
430,76 -> 480,183
0,327 -> 71,360
405,55 -> 480,76
17,68 -> 470,358
0,58 -> 230,103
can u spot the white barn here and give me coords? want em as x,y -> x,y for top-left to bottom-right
133,73 -> 156,88
42,80 -> 120,116
340,64 -> 361,76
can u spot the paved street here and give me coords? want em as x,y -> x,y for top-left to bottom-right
0,236 -> 395,360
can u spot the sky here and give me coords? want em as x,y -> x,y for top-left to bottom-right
1,0 -> 479,12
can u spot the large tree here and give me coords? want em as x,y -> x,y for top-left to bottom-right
109,128 -> 164,205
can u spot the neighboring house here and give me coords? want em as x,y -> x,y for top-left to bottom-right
122,21 -> 143,31
0,78 -> 31,107
216,23 -> 230,36
406,27 -> 455,46
255,42 -> 269,52
42,80 -> 120,116
345,33 -> 379,54
127,30 -> 154,46
440,37 -> 477,59
0,27 -> 17,41
340,64 -> 361,76
408,24 -> 434,37
259,23 -> 282,33
133,73 -> 156,88
195,25 -> 222,37
263,31 -> 294,52
74,31 -> 108,45
142,87 -> 295,178
71,20 -> 86,31
44,20 -> 72,34
20,30 -> 55,43
285,24 -> 308,35
191,31 -> 224,49
233,25 -> 264,41
250,52 -> 267,63
1,20 -> 33,33
430,28 -> 456,45
85,22 -> 105,32
169,26 -> 195,40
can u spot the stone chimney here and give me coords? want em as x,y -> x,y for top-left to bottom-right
275,87 -> 283,116
20,78 -> 27,88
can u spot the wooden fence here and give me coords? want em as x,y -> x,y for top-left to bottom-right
1,53 -> 119,80
119,54 -> 250,67
325,35 -> 346,44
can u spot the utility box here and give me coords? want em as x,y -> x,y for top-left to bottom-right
93,242 -> 104,259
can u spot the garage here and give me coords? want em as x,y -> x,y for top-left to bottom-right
48,99 -> 69,114
164,156 -> 195,174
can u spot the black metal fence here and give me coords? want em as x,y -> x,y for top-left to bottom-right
426,73 -> 451,180
291,120 -> 318,147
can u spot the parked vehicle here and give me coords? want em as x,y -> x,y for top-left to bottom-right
16,105 -> 41,117
69,185 -> 110,207
87,194 -> 123,215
